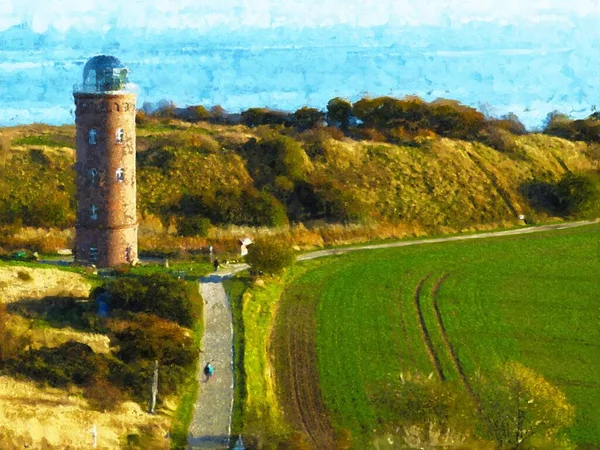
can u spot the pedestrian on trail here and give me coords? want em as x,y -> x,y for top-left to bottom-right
213,259 -> 220,271
204,362 -> 214,382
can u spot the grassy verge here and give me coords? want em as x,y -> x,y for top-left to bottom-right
222,276 -> 250,441
169,281 -> 204,449
223,273 -> 290,447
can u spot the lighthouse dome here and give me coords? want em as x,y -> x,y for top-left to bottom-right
79,55 -> 129,93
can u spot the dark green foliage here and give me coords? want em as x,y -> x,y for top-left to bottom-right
241,107 -> 290,127
556,172 -> 600,217
312,179 -> 371,223
105,273 -> 194,328
16,270 -> 32,281
242,135 -> 311,186
544,111 -> 600,142
245,238 -> 295,275
350,95 -> 524,150
110,312 -> 196,367
521,172 -> 600,218
6,341 -> 109,387
181,105 -> 211,122
292,107 -> 324,131
177,215 -> 211,237
246,190 -> 289,227
327,97 -> 353,130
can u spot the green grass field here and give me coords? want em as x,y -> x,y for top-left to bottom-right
276,223 -> 600,447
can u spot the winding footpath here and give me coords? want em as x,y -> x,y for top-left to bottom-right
188,219 -> 598,448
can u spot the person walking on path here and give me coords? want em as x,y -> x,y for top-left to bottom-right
204,362 -> 214,382
213,259 -> 220,271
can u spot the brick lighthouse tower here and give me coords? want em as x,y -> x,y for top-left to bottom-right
73,55 -> 138,267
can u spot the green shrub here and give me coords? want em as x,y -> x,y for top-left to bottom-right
7,341 -> 110,387
247,191 -> 289,227
17,270 -> 32,281
245,238 -> 295,275
177,215 -> 211,237
109,312 -> 196,367
557,172 -> 600,217
105,273 -> 195,328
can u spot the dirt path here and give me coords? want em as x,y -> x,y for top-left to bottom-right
297,219 -> 598,261
190,219 -> 597,447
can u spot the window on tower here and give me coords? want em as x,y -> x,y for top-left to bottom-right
90,205 -> 98,220
89,247 -> 98,262
116,168 -> 124,182
116,128 -> 124,143
88,129 -> 97,145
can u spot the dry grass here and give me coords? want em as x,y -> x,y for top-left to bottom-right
0,266 -> 90,304
0,376 -> 171,449
0,227 -> 73,253
0,265 -> 173,448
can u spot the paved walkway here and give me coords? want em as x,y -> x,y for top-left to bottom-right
188,266 -> 247,449
188,219 -> 598,447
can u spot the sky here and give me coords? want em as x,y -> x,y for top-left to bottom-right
1,0 -> 599,32
0,1 -> 598,127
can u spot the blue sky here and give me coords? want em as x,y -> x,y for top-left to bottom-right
0,1 -> 598,127
2,0 -> 599,32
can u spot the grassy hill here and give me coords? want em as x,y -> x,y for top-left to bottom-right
0,119 -> 598,255
270,223 -> 600,448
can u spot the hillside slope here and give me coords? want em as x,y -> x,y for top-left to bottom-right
0,122 -> 597,251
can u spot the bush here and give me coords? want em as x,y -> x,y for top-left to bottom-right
7,341 -> 110,387
107,313 -> 195,400
556,172 -> 600,217
105,273 -> 195,328
178,215 -> 211,237
476,362 -> 574,448
84,377 -> 124,411
108,312 -> 196,367
0,304 -> 30,363
17,270 -> 32,281
245,238 -> 295,275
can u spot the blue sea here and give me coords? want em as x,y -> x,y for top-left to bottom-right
0,40 -> 598,129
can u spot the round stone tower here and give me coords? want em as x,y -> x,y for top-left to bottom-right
73,55 -> 137,268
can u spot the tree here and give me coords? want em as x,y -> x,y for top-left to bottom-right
476,362 -> 574,448
556,172 -> 600,217
327,97 -> 353,130
184,105 -> 210,122
245,238 -> 295,275
292,107 -> 324,131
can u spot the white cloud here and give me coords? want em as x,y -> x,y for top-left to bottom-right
1,0 -> 598,32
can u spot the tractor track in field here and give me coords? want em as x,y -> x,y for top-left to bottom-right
274,287 -> 335,449
430,274 -> 478,402
413,273 -> 446,381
